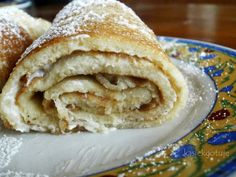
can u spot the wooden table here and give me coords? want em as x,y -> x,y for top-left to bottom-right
27,1 -> 236,49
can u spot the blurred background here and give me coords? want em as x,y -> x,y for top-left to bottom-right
1,0 -> 236,48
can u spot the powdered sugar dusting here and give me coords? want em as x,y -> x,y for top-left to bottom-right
0,135 -> 22,169
177,61 -> 207,107
21,0 -> 156,59
0,19 -> 22,40
0,12 -> 32,89
0,170 -> 48,177
0,19 -> 28,58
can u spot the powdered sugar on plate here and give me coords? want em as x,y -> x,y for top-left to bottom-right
0,135 -> 22,169
0,170 -> 48,177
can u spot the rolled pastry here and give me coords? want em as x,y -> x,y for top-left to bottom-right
0,7 -> 50,91
0,0 -> 188,133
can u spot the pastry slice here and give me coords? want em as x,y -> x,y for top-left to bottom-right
0,0 -> 188,133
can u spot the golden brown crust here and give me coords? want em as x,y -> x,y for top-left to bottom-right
0,19 -> 32,90
20,0 -> 162,62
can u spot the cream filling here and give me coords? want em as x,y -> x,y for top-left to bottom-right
15,53 -> 176,132
26,69 -> 45,86
42,75 -> 159,132
45,75 -> 158,114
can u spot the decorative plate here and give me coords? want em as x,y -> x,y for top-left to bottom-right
0,37 -> 235,177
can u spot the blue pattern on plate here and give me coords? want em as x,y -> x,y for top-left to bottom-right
220,86 -> 234,92
206,155 -> 236,177
189,47 -> 200,52
171,144 -> 197,159
204,66 -> 217,74
200,53 -> 216,60
211,70 -> 224,77
208,132 -> 236,145
158,36 -> 236,58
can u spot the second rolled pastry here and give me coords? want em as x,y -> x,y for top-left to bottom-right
0,7 -> 50,91
0,0 -> 188,133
